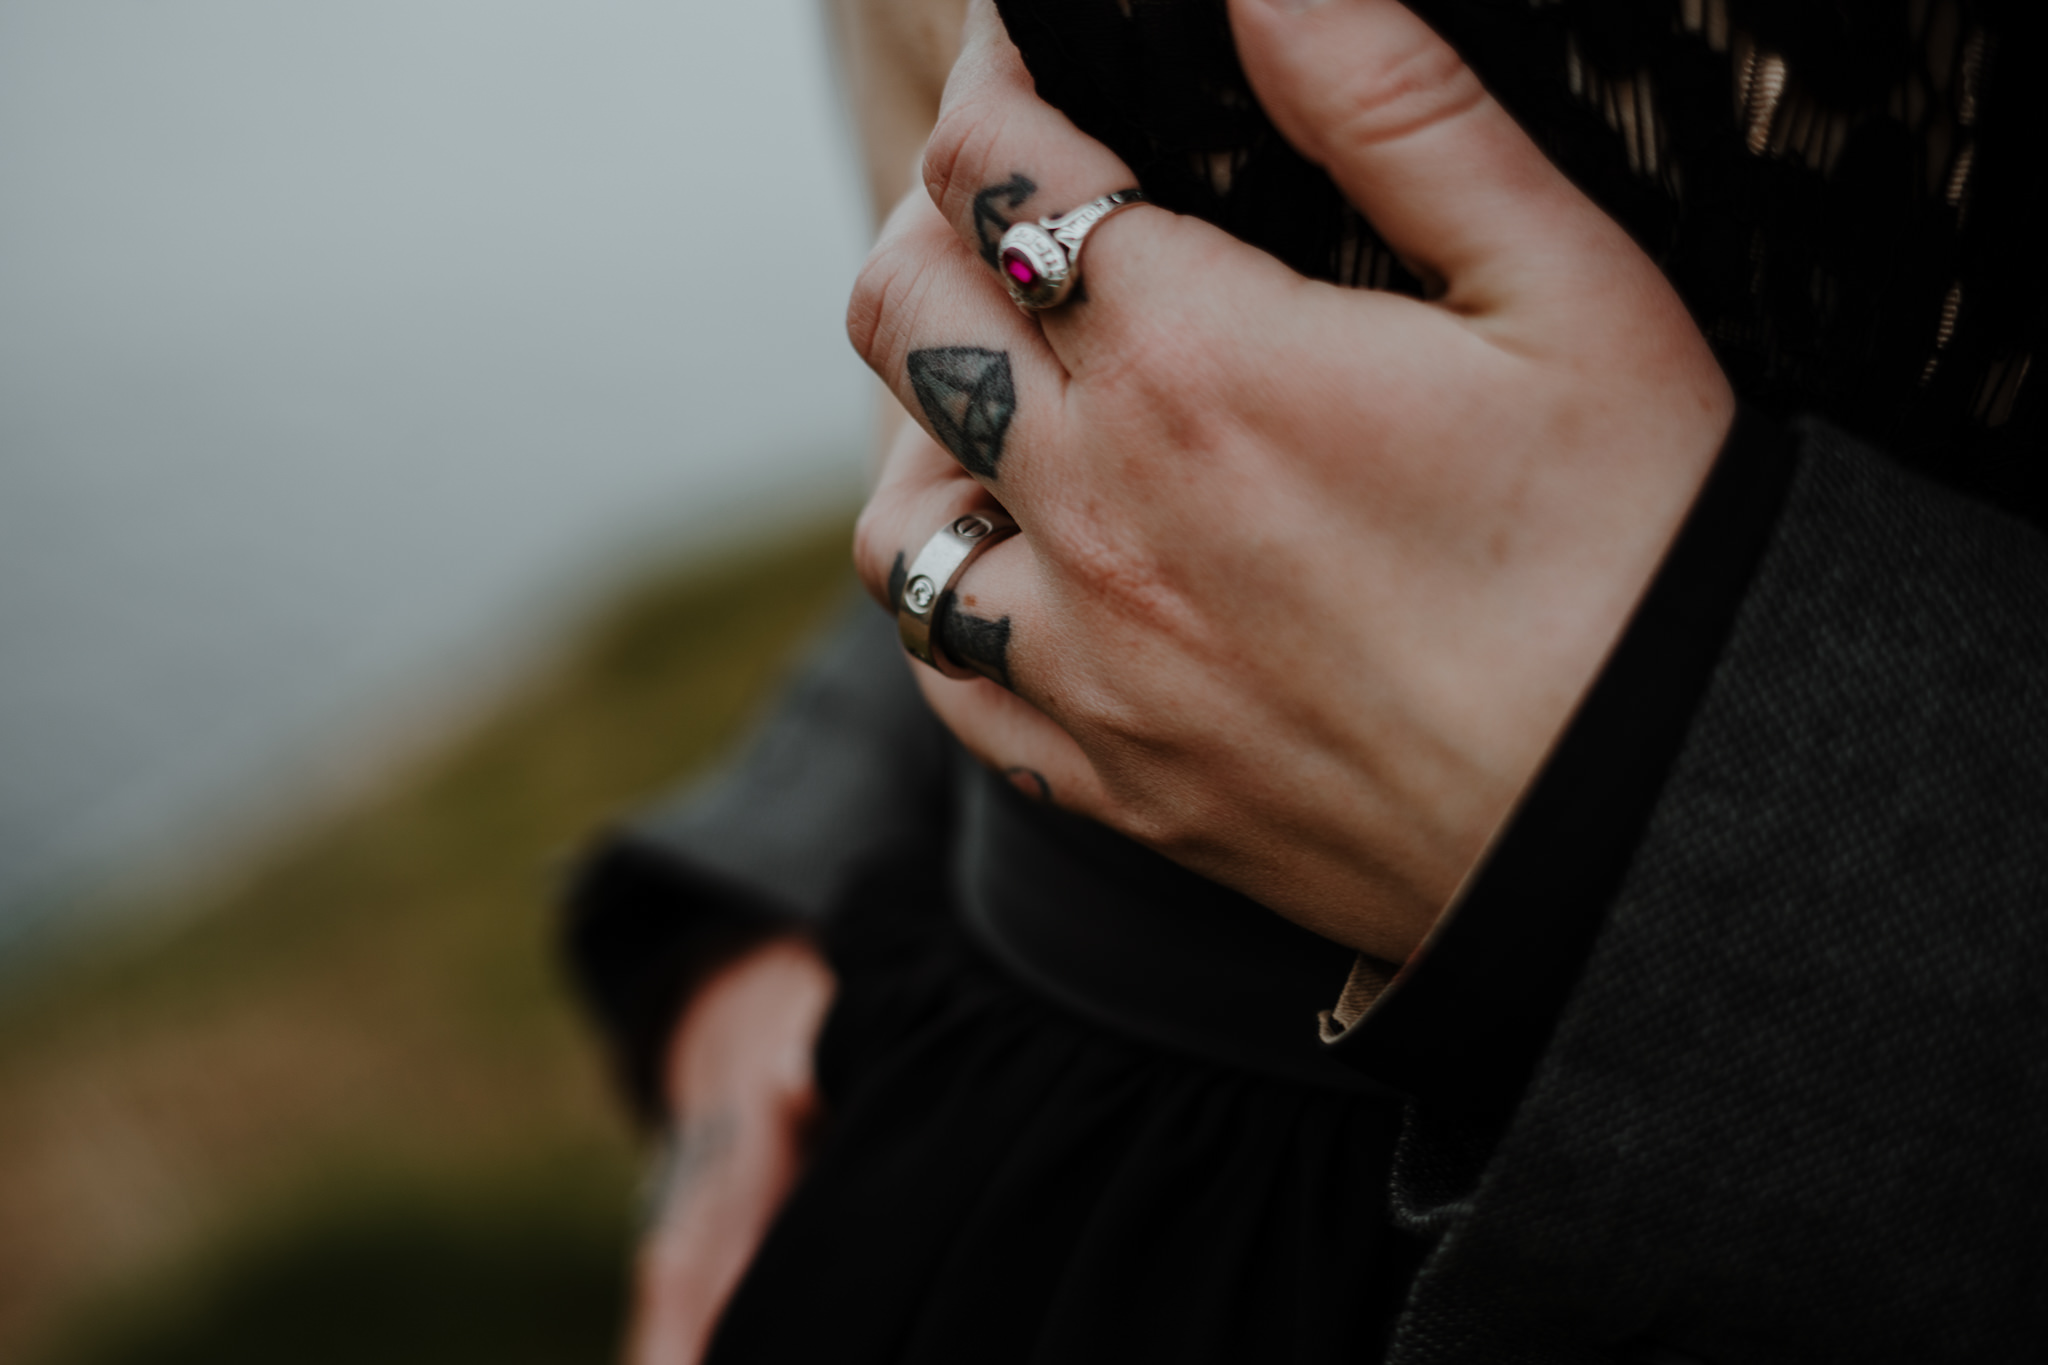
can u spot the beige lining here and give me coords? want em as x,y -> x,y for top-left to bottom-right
1318,953 -> 1400,1044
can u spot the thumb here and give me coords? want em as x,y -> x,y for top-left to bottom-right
1228,0 -> 1606,305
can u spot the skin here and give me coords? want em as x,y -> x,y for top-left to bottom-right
623,5 -> 961,1361
631,0 -> 1733,1356
625,937 -> 834,1365
850,0 -> 1732,956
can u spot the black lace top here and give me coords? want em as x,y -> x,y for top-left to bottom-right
995,0 -> 2045,523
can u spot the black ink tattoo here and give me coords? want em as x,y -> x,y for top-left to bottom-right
1003,766 -> 1052,803
971,174 -> 1037,267
907,347 -> 1016,478
892,547 -> 1012,687
886,550 -> 907,610
934,592 -> 1012,689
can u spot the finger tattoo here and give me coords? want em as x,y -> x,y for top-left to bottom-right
908,347 -> 1016,478
934,592 -> 1013,689
1004,766 -> 1052,802
887,550 -> 908,611
971,174 -> 1036,267
892,548 -> 1012,688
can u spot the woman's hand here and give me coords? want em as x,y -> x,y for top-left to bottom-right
848,0 -> 1733,961
625,937 -> 835,1365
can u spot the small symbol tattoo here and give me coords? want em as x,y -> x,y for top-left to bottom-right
972,174 -> 1037,267
887,550 -> 908,610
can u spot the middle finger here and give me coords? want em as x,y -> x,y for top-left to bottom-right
921,0 -> 1174,372
848,187 -> 1071,501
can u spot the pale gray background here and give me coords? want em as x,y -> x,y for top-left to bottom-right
0,0 -> 872,954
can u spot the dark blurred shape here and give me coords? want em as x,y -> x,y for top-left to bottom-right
0,517 -> 859,1361
996,0 -> 2047,521
37,1179 -> 623,1365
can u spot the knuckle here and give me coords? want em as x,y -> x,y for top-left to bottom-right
1079,345 -> 1235,472
1073,230 -> 1237,397
922,98 -> 1005,230
1104,783 -> 1207,865
851,503 -> 906,610
846,239 -> 930,375
1050,525 -> 1192,649
1092,322 -> 1204,409
851,503 -> 896,601
1103,789 -> 1178,850
844,252 -> 897,370
1316,38 -> 1485,158
1103,764 -> 1231,865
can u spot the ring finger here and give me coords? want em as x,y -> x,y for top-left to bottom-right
852,420 -> 1027,689
854,420 -> 1110,819
920,0 -> 1182,375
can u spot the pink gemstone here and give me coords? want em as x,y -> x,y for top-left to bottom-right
1002,249 -> 1038,287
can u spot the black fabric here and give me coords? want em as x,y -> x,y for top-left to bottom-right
995,0 -> 2047,527
562,841 -> 801,1125
560,600 -> 955,1121
955,752 -> 1380,1092
561,0 -> 2048,1357
1332,405 -> 1801,1131
1381,422 -> 2048,1364
703,861 -> 1428,1365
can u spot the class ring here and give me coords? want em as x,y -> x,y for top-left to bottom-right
997,189 -> 1146,312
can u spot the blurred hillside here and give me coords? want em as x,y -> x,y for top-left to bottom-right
0,520 -> 856,1364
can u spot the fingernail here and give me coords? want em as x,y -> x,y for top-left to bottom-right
1261,0 -> 1331,13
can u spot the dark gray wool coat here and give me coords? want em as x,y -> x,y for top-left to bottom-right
1372,421 -> 2048,1363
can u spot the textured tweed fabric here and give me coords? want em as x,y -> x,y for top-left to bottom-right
1385,421 -> 2048,1363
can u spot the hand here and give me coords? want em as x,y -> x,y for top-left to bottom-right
625,937 -> 835,1365
848,0 -> 1733,961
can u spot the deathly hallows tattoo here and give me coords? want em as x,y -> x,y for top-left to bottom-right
972,174 -> 1037,267
908,347 -> 1016,478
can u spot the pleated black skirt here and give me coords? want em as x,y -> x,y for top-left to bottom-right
704,863 -> 1424,1365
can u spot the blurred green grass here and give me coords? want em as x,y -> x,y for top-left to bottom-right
44,1164 -> 630,1365
0,518 -> 858,1364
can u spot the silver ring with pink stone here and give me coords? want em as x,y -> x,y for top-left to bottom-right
996,189 -> 1147,311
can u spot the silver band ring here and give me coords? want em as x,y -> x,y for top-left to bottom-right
897,508 -> 1020,677
997,188 -> 1146,311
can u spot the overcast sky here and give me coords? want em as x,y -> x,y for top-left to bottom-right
0,0 -> 872,950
